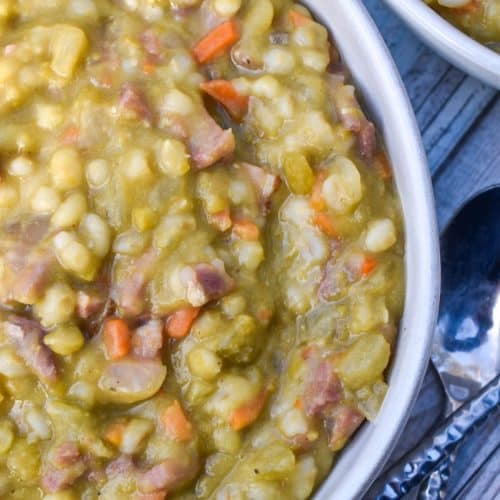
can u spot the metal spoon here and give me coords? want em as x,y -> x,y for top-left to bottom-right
372,185 -> 500,498
418,184 -> 500,499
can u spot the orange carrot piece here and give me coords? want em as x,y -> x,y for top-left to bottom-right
230,388 -> 268,431
166,307 -> 201,339
289,9 -> 312,27
456,0 -> 480,13
233,219 -> 260,240
60,126 -> 80,145
361,256 -> 378,277
104,421 -> 127,447
208,208 -> 232,231
310,171 -> 327,211
142,59 -> 157,75
193,20 -> 240,64
104,319 -> 131,360
200,80 -> 249,121
162,400 -> 193,442
313,213 -> 337,237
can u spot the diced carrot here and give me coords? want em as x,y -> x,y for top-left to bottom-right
200,80 -> 249,121
193,20 -> 240,64
103,318 -> 131,360
142,59 -> 157,75
294,398 -> 304,410
313,212 -> 337,237
104,420 -> 127,447
289,9 -> 312,27
456,0 -> 480,13
233,219 -> 260,240
256,307 -> 273,323
162,400 -> 193,442
60,126 -> 80,145
310,171 -> 327,211
374,150 -> 392,179
230,388 -> 268,431
166,307 -> 201,339
361,256 -> 378,277
208,208 -> 232,232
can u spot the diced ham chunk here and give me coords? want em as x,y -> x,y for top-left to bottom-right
132,319 -> 164,359
52,442 -> 81,468
180,261 -> 234,307
3,315 -> 58,382
120,83 -> 153,124
42,442 -> 86,493
106,455 -> 197,496
112,250 -> 157,317
76,290 -> 107,319
106,454 -> 135,477
325,404 -> 364,451
140,29 -> 162,58
160,96 -> 235,169
330,79 -> 377,160
9,252 -> 54,305
189,117 -> 235,169
137,458 -> 198,494
303,349 -> 342,417
240,162 -> 281,214
42,462 -> 86,493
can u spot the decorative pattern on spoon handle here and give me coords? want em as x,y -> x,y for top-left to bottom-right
375,374 -> 500,499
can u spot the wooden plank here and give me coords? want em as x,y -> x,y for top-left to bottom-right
433,95 -> 500,230
423,79 -> 497,175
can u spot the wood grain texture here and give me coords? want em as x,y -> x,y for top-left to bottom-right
362,1 -> 500,498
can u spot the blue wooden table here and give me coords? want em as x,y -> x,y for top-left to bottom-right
361,1 -> 500,498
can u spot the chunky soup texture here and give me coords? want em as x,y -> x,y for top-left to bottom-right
0,0 -> 405,498
425,0 -> 500,44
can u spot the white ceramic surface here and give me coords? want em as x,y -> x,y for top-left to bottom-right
303,1 -> 441,498
382,0 -> 500,89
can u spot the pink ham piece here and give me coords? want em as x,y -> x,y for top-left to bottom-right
3,315 -> 58,382
119,83 -> 153,124
303,347 -> 343,417
240,162 -> 281,214
140,29 -> 163,59
160,95 -> 235,169
137,458 -> 198,494
329,78 -> 376,160
180,261 -> 234,307
112,250 -> 157,317
8,252 -> 54,305
106,455 -> 197,496
76,290 -> 106,319
42,442 -> 86,493
131,319 -> 164,359
325,404 -> 364,451
52,442 -> 81,468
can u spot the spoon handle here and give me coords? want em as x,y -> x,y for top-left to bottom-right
374,373 -> 500,499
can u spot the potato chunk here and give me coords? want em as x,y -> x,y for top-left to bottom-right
335,334 -> 390,389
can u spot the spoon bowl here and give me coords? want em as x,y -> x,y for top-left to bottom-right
434,185 -> 500,410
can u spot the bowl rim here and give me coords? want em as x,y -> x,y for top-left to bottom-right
382,0 -> 500,89
302,1 -> 441,499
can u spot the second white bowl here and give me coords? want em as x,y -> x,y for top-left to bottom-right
382,0 -> 500,89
